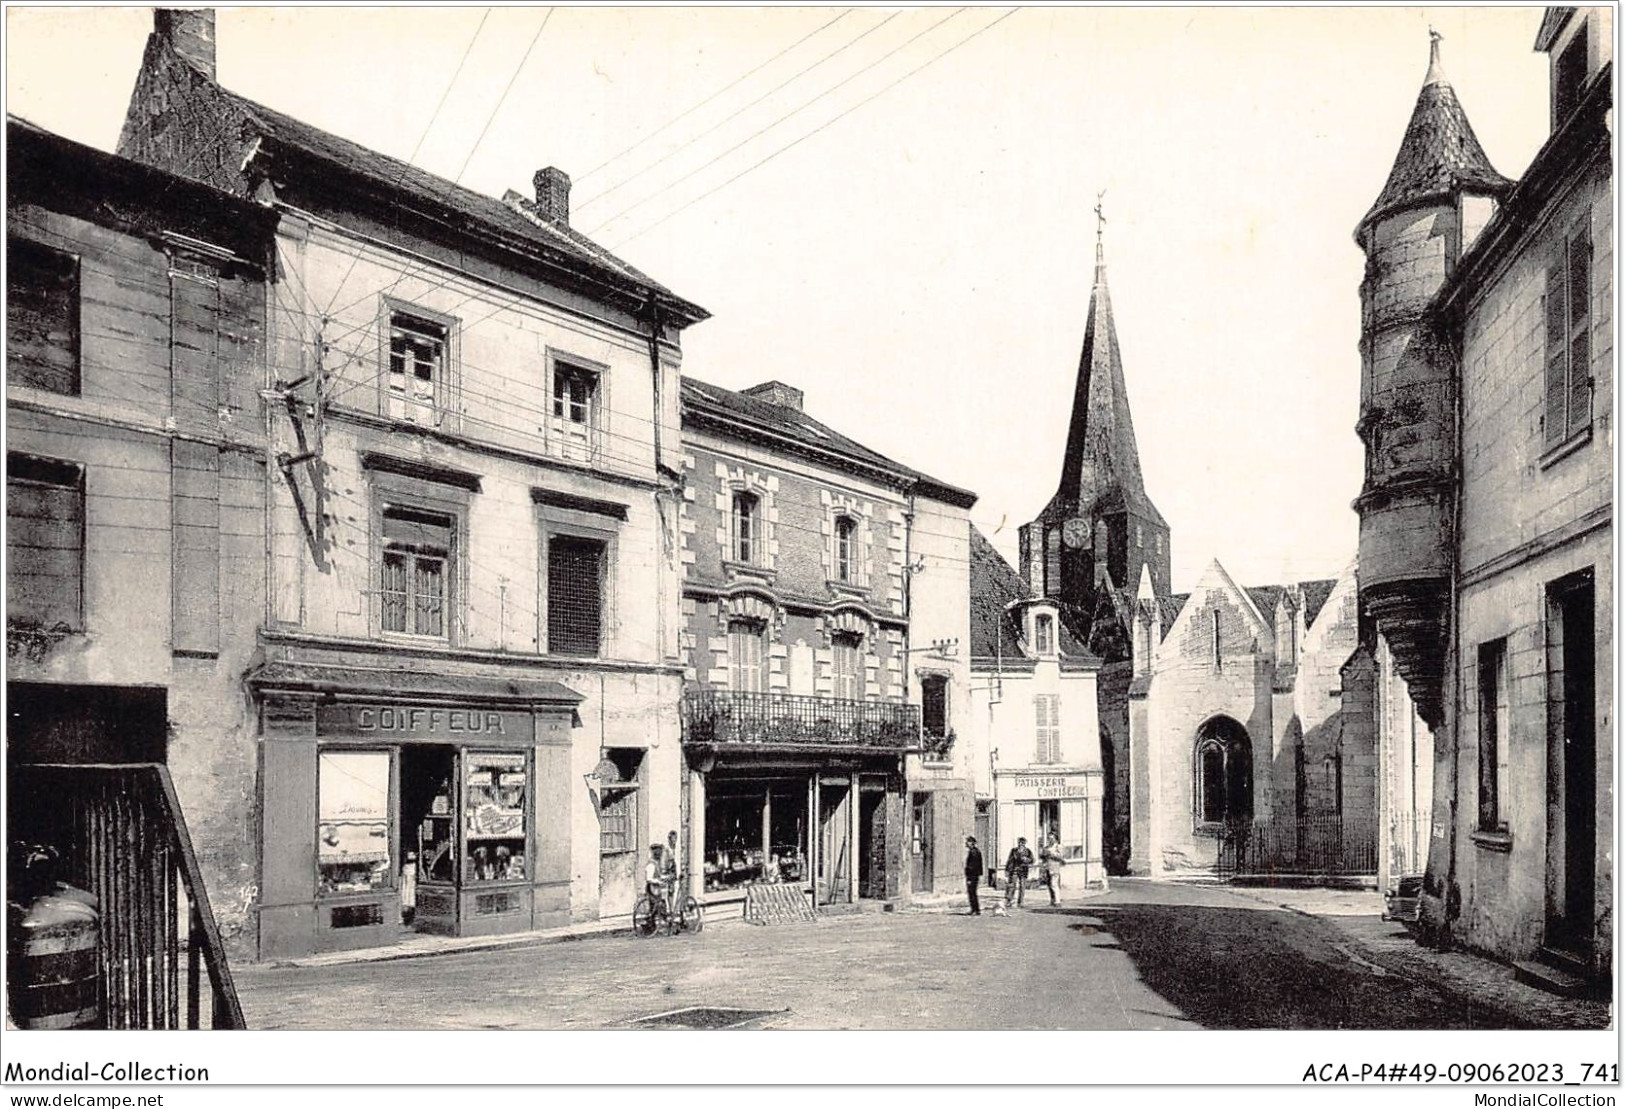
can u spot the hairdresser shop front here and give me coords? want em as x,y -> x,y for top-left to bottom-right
250,662 -> 582,958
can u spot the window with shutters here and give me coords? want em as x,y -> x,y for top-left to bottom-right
549,359 -> 600,463
547,536 -> 605,657
6,454 -> 84,630
7,238 -> 80,396
832,632 -> 862,701
1034,694 -> 1061,765
729,620 -> 766,693
384,306 -> 455,426
1544,226 -> 1593,453
379,505 -> 453,638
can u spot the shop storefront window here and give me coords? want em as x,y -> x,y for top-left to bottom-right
704,780 -> 806,891
464,752 -> 527,883
317,750 -> 392,895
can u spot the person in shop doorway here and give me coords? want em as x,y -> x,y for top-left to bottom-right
1041,836 -> 1065,906
1004,837 -> 1034,910
963,836 -> 984,915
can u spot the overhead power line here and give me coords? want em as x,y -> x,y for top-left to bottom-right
574,10 -> 904,214
574,9 -> 854,186
453,8 -> 555,184
605,8 -> 1018,247
320,8 -> 494,318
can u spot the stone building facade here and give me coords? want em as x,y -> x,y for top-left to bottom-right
113,8 -> 708,958
677,378 -> 975,915
6,115 -> 277,960
1356,11 -> 1613,986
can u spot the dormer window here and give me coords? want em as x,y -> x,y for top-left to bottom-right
1034,614 -> 1054,656
1553,21 -> 1589,127
732,491 -> 760,564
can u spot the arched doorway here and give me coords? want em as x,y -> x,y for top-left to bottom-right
1193,715 -> 1253,826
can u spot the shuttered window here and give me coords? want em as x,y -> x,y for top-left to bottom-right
832,632 -> 862,700
380,506 -> 451,637
729,620 -> 766,692
547,536 -> 605,657
1034,694 -> 1061,765
6,454 -> 84,629
7,238 -> 80,396
1545,228 -> 1593,449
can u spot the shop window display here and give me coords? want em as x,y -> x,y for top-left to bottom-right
317,750 -> 392,895
703,780 -> 806,892
464,752 -> 527,882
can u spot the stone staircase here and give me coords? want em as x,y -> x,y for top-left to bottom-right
1513,945 -> 1605,999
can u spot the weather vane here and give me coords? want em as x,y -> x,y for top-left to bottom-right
1094,189 -> 1107,238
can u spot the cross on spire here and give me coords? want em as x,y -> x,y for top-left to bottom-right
1094,189 -> 1107,264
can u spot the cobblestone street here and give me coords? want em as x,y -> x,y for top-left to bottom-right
233,879 -> 1611,1031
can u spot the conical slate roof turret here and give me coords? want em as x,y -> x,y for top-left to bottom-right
1357,30 -> 1512,236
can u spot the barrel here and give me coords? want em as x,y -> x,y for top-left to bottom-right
7,885 -> 101,1029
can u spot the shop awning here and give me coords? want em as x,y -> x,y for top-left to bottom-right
246,661 -> 583,707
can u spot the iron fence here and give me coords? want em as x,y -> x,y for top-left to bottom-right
1216,813 -> 1379,878
14,763 -> 245,1029
681,689 -> 920,749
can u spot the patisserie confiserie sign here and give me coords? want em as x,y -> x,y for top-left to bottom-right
315,704 -> 536,743
1009,775 -> 1087,800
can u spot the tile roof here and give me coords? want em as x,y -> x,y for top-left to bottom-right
202,72 -> 707,322
1358,44 -> 1512,235
681,377 -> 977,507
969,527 -> 1032,660
1299,579 -> 1338,628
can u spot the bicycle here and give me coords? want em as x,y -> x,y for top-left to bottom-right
632,879 -> 704,937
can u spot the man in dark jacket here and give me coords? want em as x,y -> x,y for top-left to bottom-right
963,837 -> 984,916
1004,837 -> 1034,909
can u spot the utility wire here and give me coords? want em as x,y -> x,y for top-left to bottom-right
574,9 -> 853,185
453,9 -> 554,184
321,9 -> 494,318
588,8 -> 966,237
574,10 -> 903,213
609,8 -> 1020,249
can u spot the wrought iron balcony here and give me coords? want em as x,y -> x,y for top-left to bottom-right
681,689 -> 921,750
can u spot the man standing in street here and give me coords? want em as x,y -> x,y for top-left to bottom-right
1004,837 -> 1034,910
1041,836 -> 1065,906
963,836 -> 984,916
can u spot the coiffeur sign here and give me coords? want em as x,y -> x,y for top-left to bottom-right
315,704 -> 538,744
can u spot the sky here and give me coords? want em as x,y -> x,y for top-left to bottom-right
4,5 -> 1555,593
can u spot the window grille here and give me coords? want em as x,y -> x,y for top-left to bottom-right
381,506 -> 451,637
547,536 -> 604,657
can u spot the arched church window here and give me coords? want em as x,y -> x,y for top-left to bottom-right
1194,717 -> 1253,827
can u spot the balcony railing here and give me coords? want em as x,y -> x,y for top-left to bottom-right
681,689 -> 920,750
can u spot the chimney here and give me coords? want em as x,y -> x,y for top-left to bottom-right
740,381 -> 804,412
155,9 -> 217,81
533,167 -> 571,225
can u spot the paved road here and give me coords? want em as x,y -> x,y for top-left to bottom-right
234,879 -> 1608,1031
